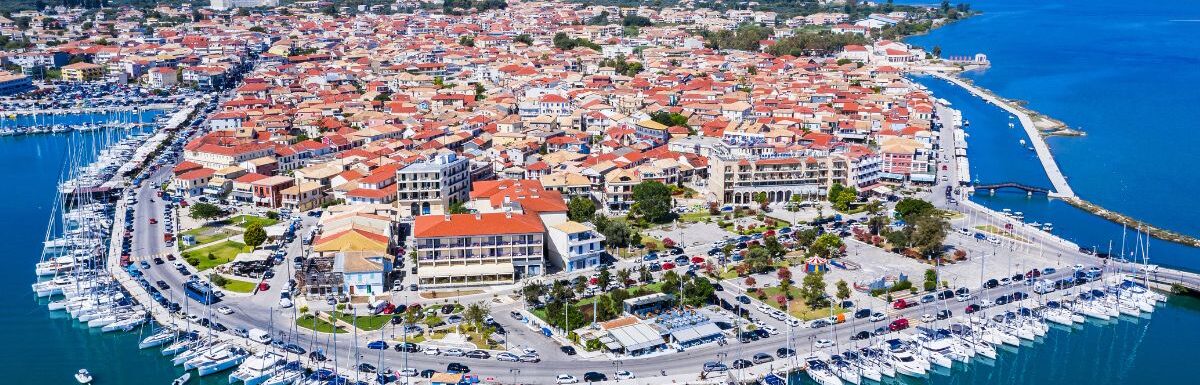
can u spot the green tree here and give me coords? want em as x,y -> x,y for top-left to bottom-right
597,266 -> 612,289
567,196 -> 597,222
648,110 -> 690,128
631,181 -> 672,223
923,269 -> 938,292
800,272 -> 829,308
513,34 -> 533,45
521,282 -> 547,306
447,201 -> 470,214
661,270 -> 681,296
243,223 -> 267,248
835,279 -> 851,303
867,215 -> 889,235
894,198 -> 935,221
809,233 -> 844,257
188,202 -> 224,221
616,268 -> 632,288
458,35 -> 475,47
463,301 -> 489,330
828,183 -> 858,211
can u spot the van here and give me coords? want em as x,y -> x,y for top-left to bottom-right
248,328 -> 272,344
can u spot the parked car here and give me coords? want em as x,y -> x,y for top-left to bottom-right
583,372 -> 607,382
555,374 -> 578,384
752,352 -> 775,364
889,318 -> 910,331
560,346 -> 577,355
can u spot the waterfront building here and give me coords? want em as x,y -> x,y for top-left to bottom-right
0,71 -> 33,96
412,211 -> 545,288
707,146 -> 850,205
61,62 -> 104,82
395,153 -> 471,218
331,251 -> 393,295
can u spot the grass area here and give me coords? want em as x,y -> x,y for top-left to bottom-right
331,311 -> 395,331
395,334 -> 425,343
216,275 -> 256,293
297,314 -> 346,333
228,215 -> 278,229
678,211 -> 716,223
757,285 -> 846,321
181,226 -> 241,250
181,240 -> 251,271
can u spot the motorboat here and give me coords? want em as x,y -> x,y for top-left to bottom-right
172,372 -> 191,385
228,351 -> 284,385
75,369 -> 93,384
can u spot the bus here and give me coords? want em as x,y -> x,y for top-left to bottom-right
185,280 -> 220,305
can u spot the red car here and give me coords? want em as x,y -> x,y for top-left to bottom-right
889,318 -> 910,331
965,304 -> 981,314
662,262 -> 676,270
149,218 -> 157,224
691,256 -> 705,264
892,299 -> 911,310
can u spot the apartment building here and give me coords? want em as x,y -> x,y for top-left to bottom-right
395,153 -> 471,217
412,211 -> 546,288
547,221 -> 606,272
61,62 -> 104,82
707,150 -> 850,205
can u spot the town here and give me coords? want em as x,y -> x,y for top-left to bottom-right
11,1 -> 1186,385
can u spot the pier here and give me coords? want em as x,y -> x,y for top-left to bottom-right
925,71 -> 1076,198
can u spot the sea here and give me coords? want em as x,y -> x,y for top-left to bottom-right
5,0 -> 1200,383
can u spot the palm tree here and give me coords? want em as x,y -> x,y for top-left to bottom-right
617,268 -> 632,288
463,302 -> 489,331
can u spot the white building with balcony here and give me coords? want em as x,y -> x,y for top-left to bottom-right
412,211 -> 546,288
396,153 -> 471,217
547,221 -> 606,272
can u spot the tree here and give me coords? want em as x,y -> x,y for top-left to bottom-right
682,276 -> 715,307
567,196 -> 597,222
521,282 -> 547,306
744,247 -> 773,274
923,269 -> 938,292
617,268 -> 632,288
473,83 -> 486,101
909,215 -> 948,257
463,302 -> 489,330
638,265 -> 652,284
867,215 -> 889,235
809,233 -> 844,258
513,34 -> 533,45
188,202 -> 224,221
894,198 -> 935,221
827,183 -> 858,211
661,270 -> 682,296
243,223 -> 267,248
631,181 -> 672,223
744,276 -> 757,289
800,272 -> 828,308
447,201 -> 470,214
648,110 -> 690,129
932,45 -> 942,58
597,266 -> 612,289
753,192 -> 769,211
763,235 -> 785,258
458,35 -> 475,47
835,279 -> 851,303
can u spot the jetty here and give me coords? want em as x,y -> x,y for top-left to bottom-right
925,71 -> 1076,199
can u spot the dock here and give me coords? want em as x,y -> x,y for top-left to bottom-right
925,71 -> 1076,199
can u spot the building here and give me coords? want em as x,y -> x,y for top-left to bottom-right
546,221 -> 605,272
61,62 -> 104,82
251,175 -> 294,208
0,71 -> 33,96
707,150 -> 850,205
395,153 -> 471,217
603,168 -> 641,212
173,168 -> 215,196
412,211 -> 545,288
332,252 -> 393,295
281,182 -> 327,211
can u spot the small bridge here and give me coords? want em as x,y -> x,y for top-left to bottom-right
972,182 -> 1051,194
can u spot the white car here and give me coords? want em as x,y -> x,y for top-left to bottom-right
521,348 -> 538,356
957,228 -> 970,235
987,236 -> 1001,245
616,370 -> 635,380
397,368 -> 418,377
814,339 -> 834,348
423,347 -> 440,356
956,293 -> 973,302
278,298 -> 293,308
786,318 -> 801,327
761,325 -> 779,335
216,306 -> 234,315
869,312 -> 887,322
757,305 -> 772,314
443,348 -> 465,357
556,374 -> 579,384
921,314 -> 935,323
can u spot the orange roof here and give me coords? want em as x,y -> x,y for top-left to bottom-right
414,212 -> 545,238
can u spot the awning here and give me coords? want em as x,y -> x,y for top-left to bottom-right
418,263 -> 515,278
910,173 -> 937,182
669,322 -> 723,344
607,323 -> 663,352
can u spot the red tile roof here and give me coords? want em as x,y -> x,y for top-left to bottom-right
414,212 -> 545,238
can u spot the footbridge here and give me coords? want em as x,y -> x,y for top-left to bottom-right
972,182 -> 1051,195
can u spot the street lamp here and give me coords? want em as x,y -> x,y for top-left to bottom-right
509,368 -> 520,385
612,360 -> 623,382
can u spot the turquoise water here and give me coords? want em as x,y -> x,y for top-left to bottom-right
7,1 -> 1200,384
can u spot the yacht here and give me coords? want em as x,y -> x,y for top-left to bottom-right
102,312 -> 146,332
839,352 -> 882,382
139,329 -> 177,349
804,358 -> 844,385
858,348 -> 896,378
827,355 -> 862,385
261,362 -> 304,385
36,256 -> 76,276
886,348 -> 928,378
228,351 -> 284,385
195,346 -> 249,376
173,341 -> 221,366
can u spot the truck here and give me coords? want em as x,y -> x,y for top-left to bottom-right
248,328 -> 272,345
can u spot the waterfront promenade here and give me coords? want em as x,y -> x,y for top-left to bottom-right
925,71 -> 1076,198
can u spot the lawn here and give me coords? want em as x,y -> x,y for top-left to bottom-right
974,224 -> 1029,242
181,226 -> 241,250
297,314 -> 346,333
331,311 -> 396,331
678,211 -> 716,223
217,276 -> 257,293
228,215 -> 278,229
757,285 -> 847,321
182,240 -> 251,271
